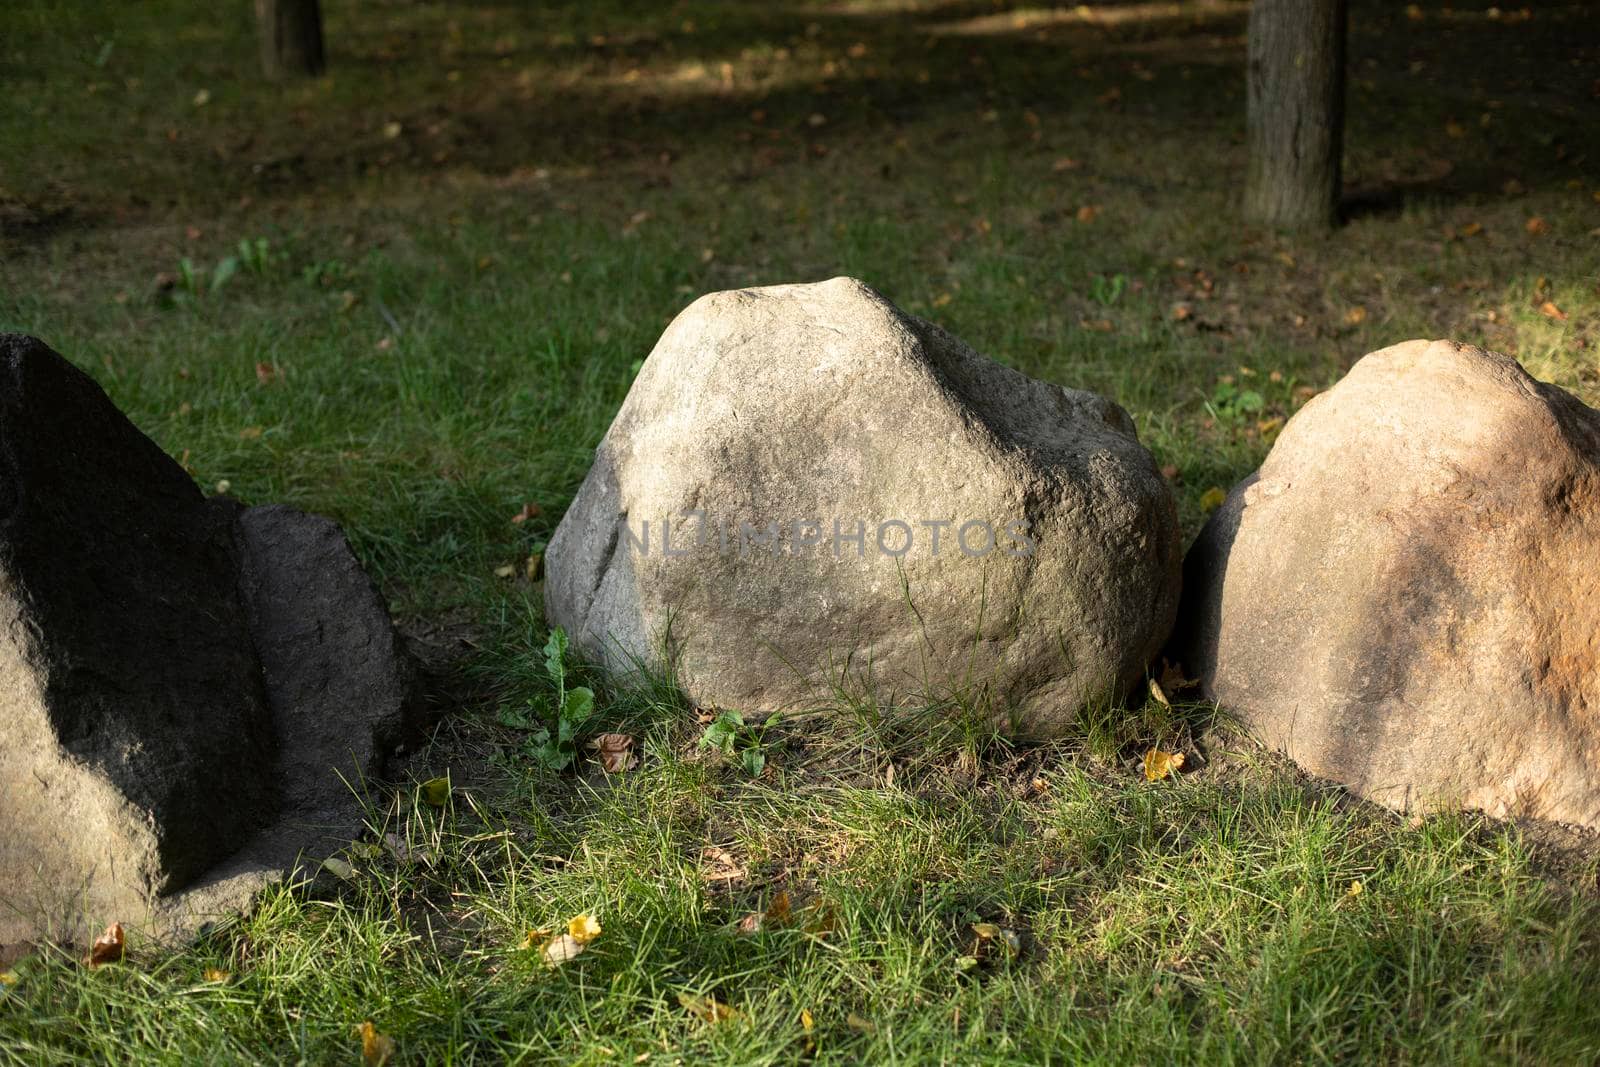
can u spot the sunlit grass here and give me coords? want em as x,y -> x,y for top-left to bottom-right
1,0 -> 1599,1061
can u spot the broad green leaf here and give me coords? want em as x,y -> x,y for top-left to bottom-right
562,686 -> 595,724
421,776 -> 451,806
543,628 -> 569,686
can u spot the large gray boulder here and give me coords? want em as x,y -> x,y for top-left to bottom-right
0,334 -> 421,949
546,278 -> 1181,736
1177,339 -> 1600,828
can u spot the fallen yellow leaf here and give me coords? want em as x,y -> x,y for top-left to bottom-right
568,914 -> 602,945
203,967 -> 231,983
518,928 -> 550,950
1149,677 -> 1170,707
420,777 -> 450,807
321,857 -> 356,881
1143,748 -> 1186,781
800,1008 -> 815,1032
1539,300 -> 1569,322
1198,487 -> 1227,514
677,991 -> 740,1022
356,1021 -> 396,1066
1343,306 -> 1367,325
0,971 -> 17,987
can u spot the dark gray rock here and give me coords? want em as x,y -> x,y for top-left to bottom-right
0,334 -> 421,949
0,334 -> 276,943
230,502 -> 422,820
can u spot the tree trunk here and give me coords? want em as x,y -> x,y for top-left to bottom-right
1244,0 -> 1347,229
256,0 -> 325,79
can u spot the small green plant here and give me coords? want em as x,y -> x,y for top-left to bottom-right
1088,272 -> 1127,307
698,709 -> 780,778
1207,378 -> 1265,422
237,236 -> 272,275
168,252 -> 242,303
498,628 -> 595,771
175,256 -> 202,298
301,259 -> 353,287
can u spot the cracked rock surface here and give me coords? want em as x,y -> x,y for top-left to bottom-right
0,334 -> 422,950
545,278 -> 1181,735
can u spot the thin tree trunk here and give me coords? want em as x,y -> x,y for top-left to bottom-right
256,0 -> 325,79
1244,0 -> 1347,229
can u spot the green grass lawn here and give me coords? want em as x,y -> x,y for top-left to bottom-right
2,0 -> 1599,1062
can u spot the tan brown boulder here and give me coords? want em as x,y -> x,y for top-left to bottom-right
1177,339 -> 1600,827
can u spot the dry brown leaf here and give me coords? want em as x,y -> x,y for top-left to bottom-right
701,845 -> 746,884
1460,221 -> 1484,237
1540,300 -> 1569,321
741,888 -> 792,933
357,1021 -> 396,1066
255,361 -> 281,385
1143,748 -> 1186,782
1075,204 -> 1099,223
588,732 -> 638,773
1149,677 -> 1170,707
543,934 -> 587,966
84,922 -> 124,968
510,502 -> 542,524
1051,156 -> 1080,172
1525,216 -> 1549,235
1158,658 -> 1197,695
1343,306 -> 1367,325
803,900 -> 838,936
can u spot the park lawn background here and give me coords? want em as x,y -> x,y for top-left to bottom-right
2,0 -> 1599,1062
